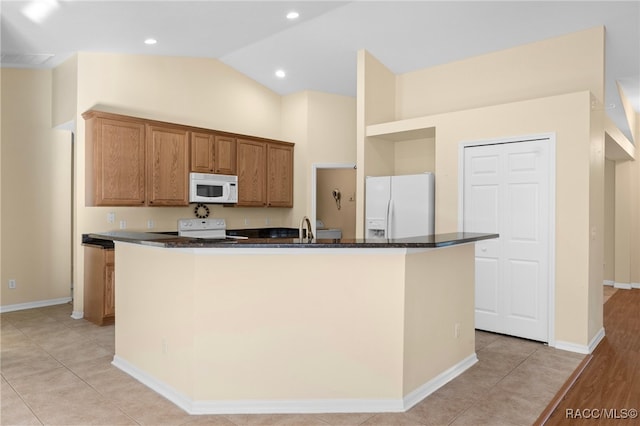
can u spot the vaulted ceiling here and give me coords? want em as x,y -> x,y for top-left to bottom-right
2,1 -> 638,141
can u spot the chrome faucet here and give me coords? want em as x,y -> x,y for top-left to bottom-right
299,216 -> 314,241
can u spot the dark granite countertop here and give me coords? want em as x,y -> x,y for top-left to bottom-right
82,235 -> 115,249
86,230 -> 498,249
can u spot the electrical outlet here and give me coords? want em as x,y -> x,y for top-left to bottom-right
244,218 -> 250,226
107,212 -> 115,224
162,338 -> 168,354
454,323 -> 461,338
147,219 -> 154,229
265,217 -> 270,225
8,279 -> 16,289
119,220 -> 127,229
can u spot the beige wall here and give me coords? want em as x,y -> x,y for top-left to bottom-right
587,99 -> 605,340
403,244 -> 474,394
281,91 -> 310,227
615,160 -> 633,286
630,111 -> 640,286
396,27 -> 605,120
357,26 -> 611,349
604,159 -> 615,282
632,156 -> 640,285
394,137 -> 435,175
52,55 -> 78,127
283,90 -> 357,224
356,51 -> 397,234
1,69 -> 72,308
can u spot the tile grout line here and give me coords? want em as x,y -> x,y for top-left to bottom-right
1,372 -> 45,426
4,309 -> 140,426
445,341 -> 542,425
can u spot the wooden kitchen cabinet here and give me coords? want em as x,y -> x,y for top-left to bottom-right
145,124 -> 190,206
267,143 -> 294,207
84,110 -> 293,208
84,112 -> 146,206
214,136 -> 237,175
236,139 -> 267,206
236,139 -> 294,207
83,245 -> 115,326
190,132 -> 237,175
191,132 -> 215,173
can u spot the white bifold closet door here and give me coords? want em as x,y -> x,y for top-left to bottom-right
463,139 -> 551,342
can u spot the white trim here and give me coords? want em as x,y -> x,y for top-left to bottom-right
632,283 -> 640,289
71,311 -> 84,319
402,353 -> 478,410
614,282 -> 632,290
112,353 -> 477,415
553,327 -> 605,354
458,133 -> 556,345
603,280 -> 615,286
0,297 -> 72,313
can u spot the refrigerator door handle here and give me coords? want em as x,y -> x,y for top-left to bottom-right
387,199 -> 393,239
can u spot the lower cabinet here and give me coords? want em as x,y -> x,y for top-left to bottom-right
84,245 -> 115,326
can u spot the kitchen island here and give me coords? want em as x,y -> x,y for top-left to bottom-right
90,231 -> 497,415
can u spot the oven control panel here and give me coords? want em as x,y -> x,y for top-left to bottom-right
177,218 -> 226,232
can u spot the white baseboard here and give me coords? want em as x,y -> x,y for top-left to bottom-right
603,280 -> 614,286
402,353 -> 478,410
0,297 -> 71,313
632,283 -> 640,289
112,353 -> 478,415
553,327 -> 605,354
614,282 -> 632,290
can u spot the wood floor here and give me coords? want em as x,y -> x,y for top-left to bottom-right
542,288 -> 640,425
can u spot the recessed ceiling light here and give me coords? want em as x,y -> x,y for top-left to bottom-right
275,69 -> 286,79
286,11 -> 299,20
144,38 -> 157,45
22,0 -> 59,24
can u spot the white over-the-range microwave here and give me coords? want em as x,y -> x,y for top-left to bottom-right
189,172 -> 238,204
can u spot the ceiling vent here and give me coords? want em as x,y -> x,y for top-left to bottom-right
1,53 -> 55,67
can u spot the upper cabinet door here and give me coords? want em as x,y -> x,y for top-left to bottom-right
145,124 -> 190,206
191,132 -> 215,173
267,143 -> 294,207
90,116 -> 146,206
236,139 -> 267,206
214,136 -> 237,175
191,133 -> 236,175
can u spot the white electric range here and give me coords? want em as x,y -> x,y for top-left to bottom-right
177,218 -> 248,240
177,218 -> 227,239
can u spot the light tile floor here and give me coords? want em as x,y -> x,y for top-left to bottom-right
1,303 -> 585,426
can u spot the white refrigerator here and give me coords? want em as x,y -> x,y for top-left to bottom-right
365,173 -> 434,239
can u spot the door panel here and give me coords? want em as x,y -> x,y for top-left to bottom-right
508,259 -> 539,319
475,258 -> 500,313
464,139 -> 550,342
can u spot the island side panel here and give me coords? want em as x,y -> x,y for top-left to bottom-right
114,242 -> 198,399
192,251 -> 407,401
402,243 -> 476,395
